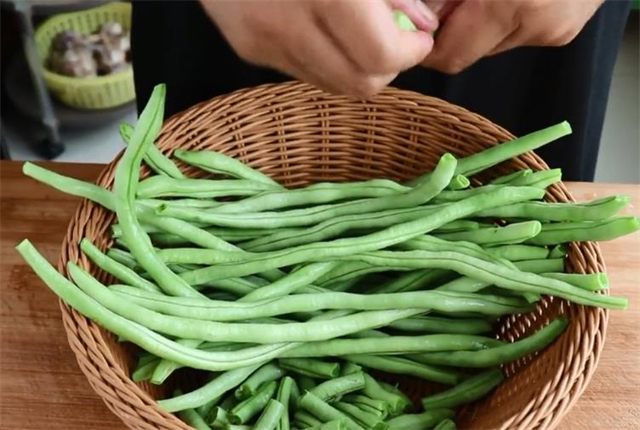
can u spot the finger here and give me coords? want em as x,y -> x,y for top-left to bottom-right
288,9 -> 397,97
316,0 -> 434,75
421,1 -> 516,74
389,0 -> 439,32
423,0 -> 463,20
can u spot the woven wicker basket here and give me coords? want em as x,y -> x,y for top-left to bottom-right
57,81 -> 608,430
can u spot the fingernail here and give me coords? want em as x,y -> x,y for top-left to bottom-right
415,0 -> 438,25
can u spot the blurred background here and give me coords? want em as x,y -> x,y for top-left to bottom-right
1,1 -> 638,183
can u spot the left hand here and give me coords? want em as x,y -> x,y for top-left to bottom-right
421,0 -> 605,74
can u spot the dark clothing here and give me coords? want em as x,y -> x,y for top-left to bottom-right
131,0 -> 632,181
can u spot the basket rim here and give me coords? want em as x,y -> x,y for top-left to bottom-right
42,66 -> 133,86
55,81 -> 610,430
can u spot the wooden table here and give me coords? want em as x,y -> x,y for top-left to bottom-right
1,161 -> 638,430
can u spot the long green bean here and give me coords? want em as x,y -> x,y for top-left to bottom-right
341,250 -> 626,309
174,149 -> 280,187
345,355 -> 463,385
281,334 -> 505,358
107,248 -> 140,270
486,244 -> 550,261
158,153 -> 456,229
474,195 -> 630,222
411,318 -> 568,367
542,272 -> 609,291
73,267 -> 426,342
398,235 -> 515,268
81,239 -> 161,293
434,221 -> 542,246
433,220 -> 488,233
112,84 -> 203,298
513,258 -> 565,273
239,262 -> 337,302
207,179 -> 412,214
316,261 -> 385,287
421,368 -> 504,410
23,162 -> 113,209
111,284 -> 531,321
158,365 -> 260,412
139,210 -> 239,252
142,198 -> 221,209
178,187 -> 545,284
387,316 -> 493,334
137,176 -> 278,199
409,121 -> 571,185
527,217 -> 640,245
19,241 -> 299,373
119,122 -> 185,179
461,122 -> 571,175
371,269 -> 452,294
242,205 -> 442,252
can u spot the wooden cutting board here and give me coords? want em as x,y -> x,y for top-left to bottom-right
1,161 -> 638,430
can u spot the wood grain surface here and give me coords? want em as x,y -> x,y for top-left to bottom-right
1,161 -> 638,430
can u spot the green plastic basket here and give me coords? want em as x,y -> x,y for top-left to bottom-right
35,2 -> 135,110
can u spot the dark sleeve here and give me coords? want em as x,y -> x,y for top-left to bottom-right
131,0 -> 289,118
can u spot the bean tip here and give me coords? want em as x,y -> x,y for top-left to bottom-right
15,238 -> 32,253
596,273 -> 610,290
558,121 -> 572,135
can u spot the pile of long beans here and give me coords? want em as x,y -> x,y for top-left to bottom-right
17,84 -> 637,430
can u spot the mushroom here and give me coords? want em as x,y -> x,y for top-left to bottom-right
50,46 -> 97,77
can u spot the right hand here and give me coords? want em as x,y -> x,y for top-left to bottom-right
200,0 -> 438,98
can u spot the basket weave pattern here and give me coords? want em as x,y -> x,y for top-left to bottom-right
57,82 -> 608,430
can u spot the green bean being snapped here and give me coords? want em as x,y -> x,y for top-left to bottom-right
16,86 -> 638,430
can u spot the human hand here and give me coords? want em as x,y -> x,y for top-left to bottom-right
421,0 -> 605,74
200,0 -> 438,97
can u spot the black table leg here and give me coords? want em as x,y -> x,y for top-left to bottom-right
14,1 -> 64,159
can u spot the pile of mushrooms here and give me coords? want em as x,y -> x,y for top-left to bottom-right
48,22 -> 131,78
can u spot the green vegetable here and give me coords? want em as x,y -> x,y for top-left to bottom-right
421,368 -> 504,409
394,10 -> 417,31
228,381 -> 278,424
